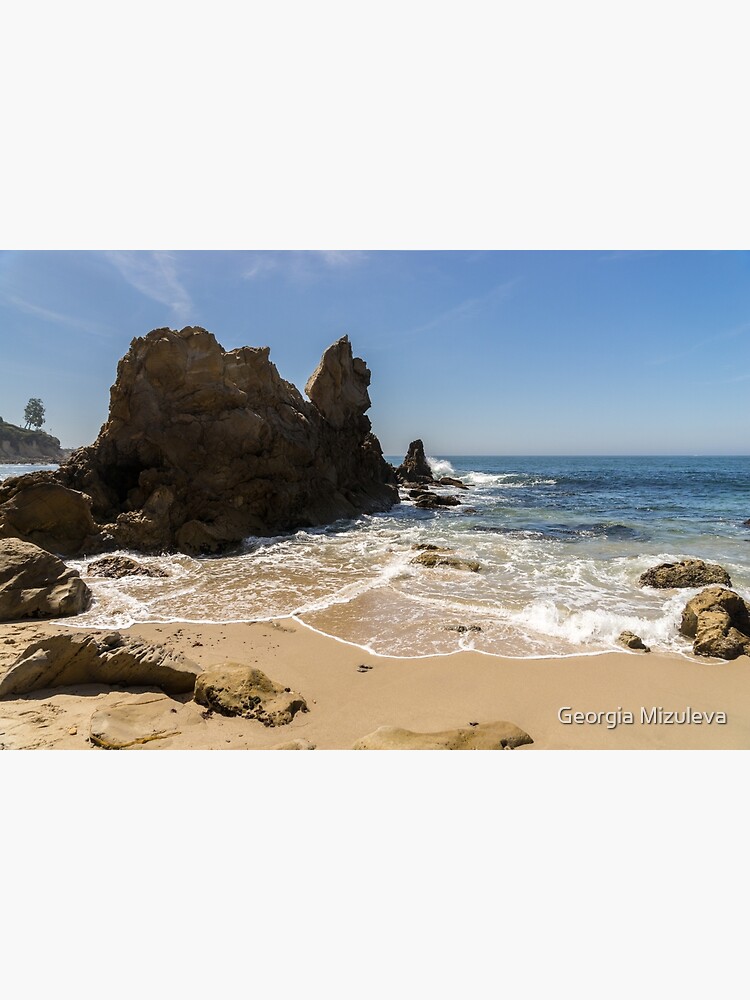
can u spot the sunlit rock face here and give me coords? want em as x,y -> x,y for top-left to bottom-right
0,327 -> 398,555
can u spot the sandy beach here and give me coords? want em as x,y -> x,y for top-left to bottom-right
2,616 -> 749,749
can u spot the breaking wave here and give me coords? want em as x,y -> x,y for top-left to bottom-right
59,455 -> 750,659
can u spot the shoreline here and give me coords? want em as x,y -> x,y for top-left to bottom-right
2,616 -> 749,749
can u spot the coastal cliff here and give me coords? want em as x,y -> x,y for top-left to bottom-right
0,327 -> 398,555
0,420 -> 64,464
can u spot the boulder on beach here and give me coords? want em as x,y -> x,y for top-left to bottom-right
639,559 -> 731,589
411,550 -> 480,572
617,630 -> 650,652
193,663 -> 307,726
0,478 -> 102,557
0,328 -> 398,556
395,439 -> 434,483
0,538 -> 91,622
353,721 -> 533,750
679,586 -> 750,659
0,631 -> 201,697
87,555 -> 167,579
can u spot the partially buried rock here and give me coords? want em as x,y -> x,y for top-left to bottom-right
617,630 -> 650,652
87,555 -> 167,579
639,559 -> 731,589
679,586 -> 750,659
89,693 -> 201,749
411,551 -> 480,572
271,738 -> 316,750
353,721 -> 533,750
0,631 -> 200,697
0,538 -> 91,622
193,664 -> 307,726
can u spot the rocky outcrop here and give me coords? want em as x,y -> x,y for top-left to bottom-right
0,631 -> 200,697
617,630 -> 650,652
353,721 -> 533,750
0,328 -> 398,556
414,492 -> 461,509
639,559 -> 731,589
87,556 -> 167,578
679,586 -> 750,659
193,663 -> 307,726
0,538 -> 91,622
438,476 -> 468,489
0,476 -> 103,556
305,338 -> 372,429
396,439 -> 434,483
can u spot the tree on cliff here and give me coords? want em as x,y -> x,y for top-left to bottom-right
23,398 -> 46,430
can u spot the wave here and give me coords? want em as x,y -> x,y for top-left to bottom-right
461,471 -> 558,488
427,457 -> 456,477
471,521 -> 646,542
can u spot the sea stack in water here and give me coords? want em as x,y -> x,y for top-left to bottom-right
0,328 -> 398,555
396,439 -> 434,483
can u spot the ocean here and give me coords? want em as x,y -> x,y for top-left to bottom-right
3,457 -> 749,658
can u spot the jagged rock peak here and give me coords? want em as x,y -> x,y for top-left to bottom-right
305,335 -> 372,429
0,326 -> 398,556
396,439 -> 434,483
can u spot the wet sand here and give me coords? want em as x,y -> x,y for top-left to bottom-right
1,616 -> 749,749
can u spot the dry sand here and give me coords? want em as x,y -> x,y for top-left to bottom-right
1,616 -> 749,749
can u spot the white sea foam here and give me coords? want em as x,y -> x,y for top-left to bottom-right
60,479 -> 750,660
427,457 -> 456,477
460,470 -> 557,488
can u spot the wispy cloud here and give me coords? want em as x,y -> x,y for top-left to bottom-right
243,250 -> 368,282
0,291 -> 108,337
393,277 -> 521,340
648,320 -> 750,366
104,251 -> 193,321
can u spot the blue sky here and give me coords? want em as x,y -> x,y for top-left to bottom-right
1,250 -> 748,455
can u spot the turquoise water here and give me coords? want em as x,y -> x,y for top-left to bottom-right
8,456 -> 750,658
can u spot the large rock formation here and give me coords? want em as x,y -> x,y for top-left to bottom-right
679,586 -> 750,659
639,559 -> 732,589
0,328 -> 398,555
0,538 -> 91,622
396,439 -> 434,483
0,631 -> 200,697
